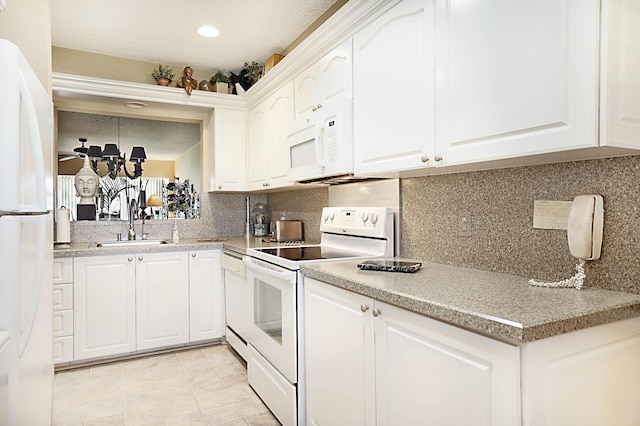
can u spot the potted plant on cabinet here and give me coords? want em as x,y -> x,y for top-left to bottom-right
209,71 -> 231,93
152,65 -> 175,86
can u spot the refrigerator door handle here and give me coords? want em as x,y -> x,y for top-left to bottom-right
18,218 -> 45,357
18,71 -> 47,213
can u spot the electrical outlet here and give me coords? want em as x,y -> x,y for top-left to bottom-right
459,212 -> 473,237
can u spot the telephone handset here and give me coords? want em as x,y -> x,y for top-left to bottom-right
530,195 -> 604,290
567,195 -> 604,261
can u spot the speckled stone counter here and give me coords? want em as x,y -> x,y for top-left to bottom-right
54,236 -> 318,258
301,259 -> 640,344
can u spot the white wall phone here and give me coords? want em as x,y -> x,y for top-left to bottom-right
530,195 -> 604,290
567,195 -> 604,261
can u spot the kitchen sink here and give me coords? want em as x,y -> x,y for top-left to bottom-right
95,240 -> 169,248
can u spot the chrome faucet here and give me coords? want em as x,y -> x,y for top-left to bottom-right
128,199 -> 137,240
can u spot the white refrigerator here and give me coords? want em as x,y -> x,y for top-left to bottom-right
0,39 -> 54,425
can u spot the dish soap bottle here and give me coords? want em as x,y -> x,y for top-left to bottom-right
171,219 -> 180,241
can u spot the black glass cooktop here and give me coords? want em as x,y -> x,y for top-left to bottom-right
257,246 -> 364,261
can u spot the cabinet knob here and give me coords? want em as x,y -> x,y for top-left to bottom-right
128,257 -> 133,262
138,256 -> 143,261
317,103 -> 322,110
218,185 -> 222,189
192,253 -> 197,258
421,154 -> 429,163
434,153 -> 443,162
372,308 -> 381,317
360,304 -> 369,312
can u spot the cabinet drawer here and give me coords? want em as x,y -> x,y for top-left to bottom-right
53,336 -> 74,364
53,310 -> 73,337
53,284 -> 73,311
53,258 -> 73,284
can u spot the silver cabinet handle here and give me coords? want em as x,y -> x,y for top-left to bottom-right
434,153 -> 443,162
372,308 -> 381,317
128,257 -> 133,262
138,256 -> 143,261
218,185 -> 222,189
421,154 -> 429,163
192,253 -> 196,257
360,304 -> 369,312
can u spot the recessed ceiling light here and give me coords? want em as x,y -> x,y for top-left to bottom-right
197,25 -> 220,38
125,101 -> 147,109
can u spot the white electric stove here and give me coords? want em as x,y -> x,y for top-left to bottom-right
242,207 -> 394,425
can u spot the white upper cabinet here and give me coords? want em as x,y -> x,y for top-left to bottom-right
248,82 -> 295,190
212,108 -> 247,191
353,0 -> 436,176
434,0 -> 600,167
294,39 -> 353,121
600,0 -> 640,149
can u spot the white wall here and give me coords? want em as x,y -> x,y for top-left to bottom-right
0,0 -> 52,91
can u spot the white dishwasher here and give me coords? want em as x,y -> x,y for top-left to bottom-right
221,251 -> 249,360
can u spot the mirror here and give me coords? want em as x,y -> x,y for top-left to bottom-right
57,111 -> 202,221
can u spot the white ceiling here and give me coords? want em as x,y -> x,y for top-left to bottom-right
51,0 -> 339,72
52,0 -> 339,159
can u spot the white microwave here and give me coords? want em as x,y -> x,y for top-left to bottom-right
287,97 -> 353,183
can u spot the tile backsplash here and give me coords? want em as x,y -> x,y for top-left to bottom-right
401,155 -> 640,295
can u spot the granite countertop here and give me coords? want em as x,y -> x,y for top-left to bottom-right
53,236 -> 318,258
301,259 -> 640,344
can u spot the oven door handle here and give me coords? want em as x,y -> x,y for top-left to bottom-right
243,257 -> 297,284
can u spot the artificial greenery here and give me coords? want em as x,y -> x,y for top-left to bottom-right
243,61 -> 264,85
151,64 -> 175,81
209,70 -> 231,85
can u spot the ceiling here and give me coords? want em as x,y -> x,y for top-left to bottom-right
51,0 -> 339,72
52,0 -> 340,160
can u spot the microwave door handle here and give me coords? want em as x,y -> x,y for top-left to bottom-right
243,257 -> 296,284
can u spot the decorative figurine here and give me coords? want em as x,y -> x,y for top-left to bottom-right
176,66 -> 198,95
74,156 -> 99,220
198,80 -> 211,91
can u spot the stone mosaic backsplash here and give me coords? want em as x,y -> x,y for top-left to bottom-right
401,155 -> 640,295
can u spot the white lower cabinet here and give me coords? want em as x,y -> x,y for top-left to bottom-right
136,251 -> 190,350
71,249 -> 222,363
53,258 -> 74,364
189,250 -> 223,342
74,255 -> 136,361
304,278 -> 521,425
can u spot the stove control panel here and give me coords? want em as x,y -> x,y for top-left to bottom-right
320,207 -> 394,239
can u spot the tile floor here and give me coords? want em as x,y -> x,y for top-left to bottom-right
53,344 -> 280,425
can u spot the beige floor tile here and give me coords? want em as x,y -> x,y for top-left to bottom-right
54,344 -> 277,426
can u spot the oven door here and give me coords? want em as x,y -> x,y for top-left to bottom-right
243,256 -> 298,383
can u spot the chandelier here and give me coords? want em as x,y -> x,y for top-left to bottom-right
86,117 -> 147,179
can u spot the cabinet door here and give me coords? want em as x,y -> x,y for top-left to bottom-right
435,0 -> 599,166
319,38 -> 353,105
247,100 -> 270,191
294,64 -> 320,121
74,255 -> 136,361
522,317 -> 640,426
213,108 -> 247,191
304,278 -> 376,426
267,82 -> 295,188
189,250 -> 223,342
374,301 -> 520,426
353,0 -> 435,175
601,0 -> 640,149
136,252 -> 189,350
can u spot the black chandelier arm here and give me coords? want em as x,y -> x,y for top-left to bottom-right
122,157 -> 143,179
